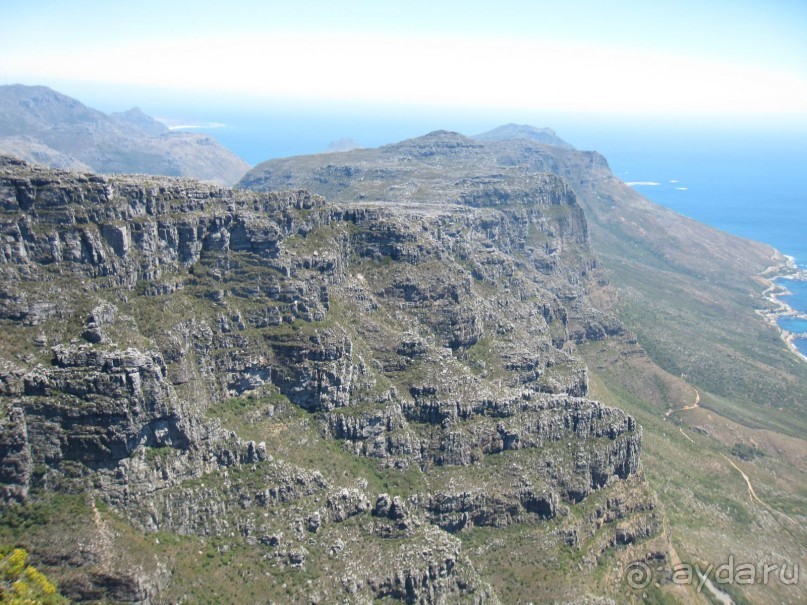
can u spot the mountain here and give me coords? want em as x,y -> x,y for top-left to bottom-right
0,85 -> 249,186
0,135 -> 92,172
1,123 -> 805,604
326,137 -> 363,152
239,128 -> 807,604
0,154 -> 662,603
110,107 -> 170,137
473,123 -> 575,149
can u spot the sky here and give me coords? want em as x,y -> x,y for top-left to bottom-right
1,0 -> 806,122
1,0 -> 806,267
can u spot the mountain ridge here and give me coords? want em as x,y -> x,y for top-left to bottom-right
1,117 -> 805,603
473,123 -> 575,149
238,126 -> 807,604
0,84 -> 249,186
0,154 -> 664,603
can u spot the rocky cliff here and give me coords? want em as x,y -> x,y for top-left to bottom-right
0,155 -> 659,603
236,127 -> 807,605
0,85 -> 250,187
239,128 -> 775,285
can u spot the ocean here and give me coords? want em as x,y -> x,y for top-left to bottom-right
165,109 -> 807,356
612,140 -> 807,357
774,280 -> 807,357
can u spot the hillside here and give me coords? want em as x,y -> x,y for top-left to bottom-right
1,122 -> 804,604
0,85 -> 249,186
0,155 -> 669,603
239,128 -> 807,604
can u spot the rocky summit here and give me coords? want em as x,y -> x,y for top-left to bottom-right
0,153 -> 660,603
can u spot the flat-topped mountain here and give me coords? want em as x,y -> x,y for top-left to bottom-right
240,128 -> 807,417
0,85 -> 249,186
1,122 -> 805,603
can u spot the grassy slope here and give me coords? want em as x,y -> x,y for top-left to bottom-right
576,176 -> 807,604
578,174 -> 807,435
581,340 -> 806,605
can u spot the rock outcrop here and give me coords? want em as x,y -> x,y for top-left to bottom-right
0,155 -> 659,603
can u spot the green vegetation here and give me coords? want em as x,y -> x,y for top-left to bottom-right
205,392 -> 290,440
730,442 -> 765,461
0,494 -> 89,538
580,339 -> 806,605
460,336 -> 505,378
144,446 -> 172,462
0,547 -> 67,604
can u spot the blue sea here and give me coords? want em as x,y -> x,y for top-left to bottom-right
143,105 -> 807,356
610,136 -> 807,357
774,281 -> 807,356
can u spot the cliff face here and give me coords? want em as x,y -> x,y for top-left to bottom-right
0,156 -> 658,603
0,85 -> 250,187
240,128 -> 806,416
235,127 -> 807,605
239,129 -> 775,284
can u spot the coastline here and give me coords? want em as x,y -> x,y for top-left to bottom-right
757,252 -> 807,364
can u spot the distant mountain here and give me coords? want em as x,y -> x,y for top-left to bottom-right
474,123 -> 574,149
0,84 -> 249,186
110,106 -> 170,137
0,135 -> 92,172
325,137 -> 362,152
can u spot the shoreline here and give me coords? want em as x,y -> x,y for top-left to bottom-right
757,253 -> 807,364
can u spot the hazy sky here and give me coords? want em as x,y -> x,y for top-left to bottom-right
2,0 -> 806,119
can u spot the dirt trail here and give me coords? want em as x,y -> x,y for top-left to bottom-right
718,453 -> 765,506
665,376 -> 807,561
718,453 -> 805,556
670,382 -> 803,528
665,388 -> 700,418
671,395 -> 802,533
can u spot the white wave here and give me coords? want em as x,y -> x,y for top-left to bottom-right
675,187 -> 688,191
669,179 -> 678,183
168,122 -> 226,130
625,181 -> 660,186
